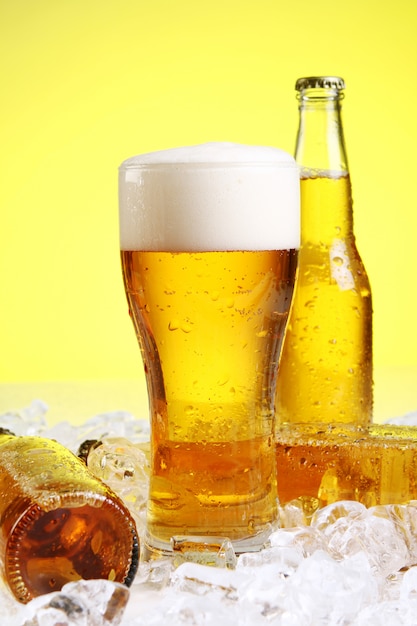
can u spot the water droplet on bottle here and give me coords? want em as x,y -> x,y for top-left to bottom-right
168,319 -> 180,331
332,256 -> 343,266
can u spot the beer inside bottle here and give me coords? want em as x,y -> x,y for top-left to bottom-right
0,433 -> 138,603
119,143 -> 300,554
276,423 -> 417,511
275,77 -> 373,428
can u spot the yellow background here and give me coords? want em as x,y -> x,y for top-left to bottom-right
1,1 -> 416,417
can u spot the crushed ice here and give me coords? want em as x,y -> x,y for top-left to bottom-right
2,400 -> 417,625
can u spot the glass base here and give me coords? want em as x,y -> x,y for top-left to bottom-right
142,525 -> 276,562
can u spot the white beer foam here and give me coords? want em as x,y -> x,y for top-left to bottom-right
119,143 -> 300,251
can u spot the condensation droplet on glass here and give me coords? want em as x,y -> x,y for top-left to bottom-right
168,319 -> 180,331
247,519 -> 256,532
332,256 -> 344,266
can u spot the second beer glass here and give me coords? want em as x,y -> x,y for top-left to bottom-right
119,143 -> 299,555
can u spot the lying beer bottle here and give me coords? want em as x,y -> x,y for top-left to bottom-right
276,76 -> 373,428
276,423 -> 417,511
0,429 -> 139,603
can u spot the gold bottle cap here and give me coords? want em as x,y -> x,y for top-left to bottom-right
295,76 -> 345,91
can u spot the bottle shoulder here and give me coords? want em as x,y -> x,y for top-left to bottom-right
297,238 -> 371,295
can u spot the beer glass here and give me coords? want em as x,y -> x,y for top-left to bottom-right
118,143 -> 299,555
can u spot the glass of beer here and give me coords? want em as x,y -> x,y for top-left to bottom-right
118,143 -> 300,555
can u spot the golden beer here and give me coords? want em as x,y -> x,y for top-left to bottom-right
276,77 -> 373,428
121,249 -> 297,546
276,175 -> 372,426
119,143 -> 300,554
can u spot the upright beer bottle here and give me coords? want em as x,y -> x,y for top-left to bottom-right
276,76 -> 373,428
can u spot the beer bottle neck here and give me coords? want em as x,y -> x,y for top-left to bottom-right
294,84 -> 354,243
295,88 -> 349,175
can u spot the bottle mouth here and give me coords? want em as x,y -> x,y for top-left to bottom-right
295,76 -> 345,102
295,76 -> 345,91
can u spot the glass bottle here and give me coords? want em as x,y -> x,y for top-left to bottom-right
0,430 -> 139,603
275,76 -> 373,428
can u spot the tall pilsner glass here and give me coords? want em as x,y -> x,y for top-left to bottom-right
118,143 -> 300,555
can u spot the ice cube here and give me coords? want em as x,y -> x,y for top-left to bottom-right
86,437 -> 150,535
310,500 -> 368,532
20,579 -> 129,626
269,526 -> 325,557
370,502 -> 417,567
289,550 -> 378,624
278,496 -> 321,528
0,399 -> 48,436
353,599 -> 417,625
400,566 -> 417,601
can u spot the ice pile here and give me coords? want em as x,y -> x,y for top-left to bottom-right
119,502 -> 417,625
2,401 -> 417,625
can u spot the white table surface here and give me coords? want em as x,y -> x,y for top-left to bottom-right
0,366 -> 416,427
